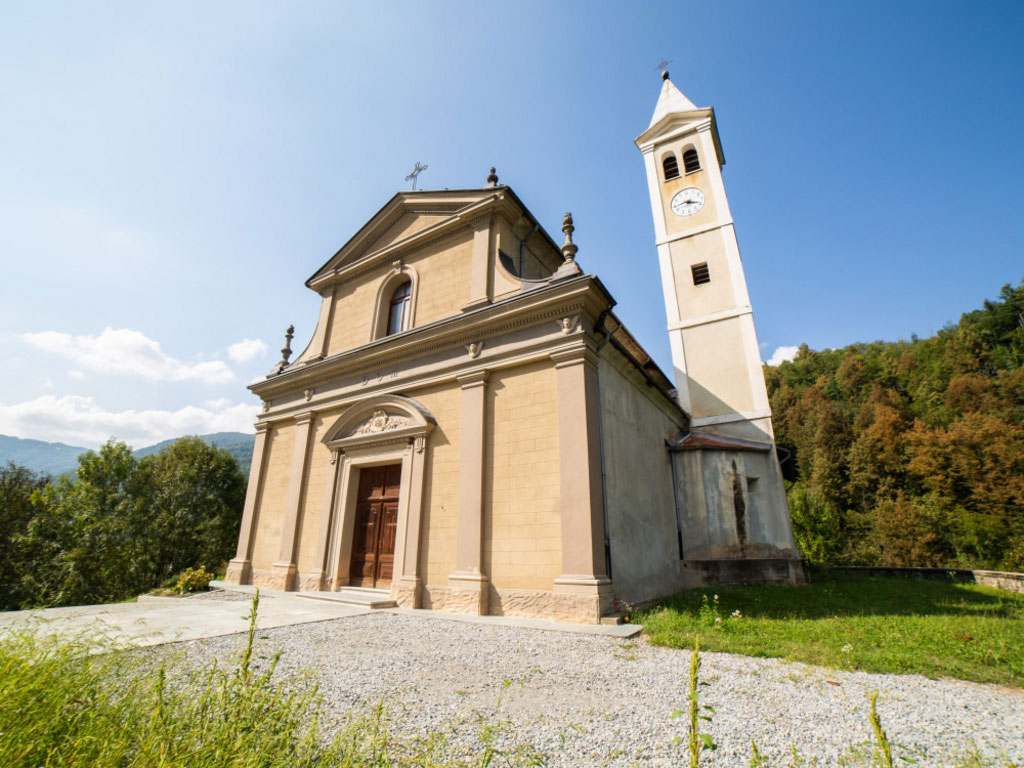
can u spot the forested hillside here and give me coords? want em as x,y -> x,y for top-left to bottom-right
766,281 -> 1024,571
0,437 -> 245,610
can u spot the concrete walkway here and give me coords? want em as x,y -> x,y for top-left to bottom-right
0,583 -> 639,648
0,588 -> 373,648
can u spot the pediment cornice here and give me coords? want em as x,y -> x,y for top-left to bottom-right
634,107 -> 725,166
306,187 -> 558,292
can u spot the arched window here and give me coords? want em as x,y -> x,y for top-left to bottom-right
662,154 -> 680,181
386,281 -> 411,335
683,148 -> 701,174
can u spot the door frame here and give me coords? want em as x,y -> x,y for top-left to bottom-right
316,394 -> 435,606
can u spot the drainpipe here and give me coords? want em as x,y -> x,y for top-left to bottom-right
592,307 -> 615,581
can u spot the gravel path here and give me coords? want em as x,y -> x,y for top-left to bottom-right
179,611 -> 1023,767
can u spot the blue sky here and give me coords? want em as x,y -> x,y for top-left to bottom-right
2,1 -> 1022,449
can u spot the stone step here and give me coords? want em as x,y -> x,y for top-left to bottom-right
295,588 -> 397,609
600,612 -> 628,626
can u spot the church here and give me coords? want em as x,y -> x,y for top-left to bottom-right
224,73 -> 804,623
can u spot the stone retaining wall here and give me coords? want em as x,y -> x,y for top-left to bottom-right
831,566 -> 1024,594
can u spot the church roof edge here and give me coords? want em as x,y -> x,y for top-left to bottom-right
305,185 -> 561,290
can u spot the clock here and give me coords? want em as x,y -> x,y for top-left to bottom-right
670,187 -> 705,217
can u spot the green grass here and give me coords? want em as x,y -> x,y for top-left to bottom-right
0,592 -> 545,768
637,568 -> 1024,687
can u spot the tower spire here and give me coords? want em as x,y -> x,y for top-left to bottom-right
648,73 -> 699,128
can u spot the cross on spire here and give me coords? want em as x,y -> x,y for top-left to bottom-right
404,161 -> 428,191
655,58 -> 672,79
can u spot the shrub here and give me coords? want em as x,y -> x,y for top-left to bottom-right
174,565 -> 214,594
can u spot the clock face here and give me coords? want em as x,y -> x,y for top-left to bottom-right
670,187 -> 705,217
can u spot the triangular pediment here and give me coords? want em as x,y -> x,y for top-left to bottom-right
635,108 -> 725,167
363,211 -> 451,256
306,189 -> 508,288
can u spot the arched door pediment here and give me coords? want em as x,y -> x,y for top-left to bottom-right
323,394 -> 435,451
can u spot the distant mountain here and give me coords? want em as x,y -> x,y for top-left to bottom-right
0,434 -> 91,477
134,432 -> 255,473
0,432 -> 256,477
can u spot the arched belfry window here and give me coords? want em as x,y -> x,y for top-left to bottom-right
662,154 -> 680,181
386,281 -> 411,335
683,148 -> 701,174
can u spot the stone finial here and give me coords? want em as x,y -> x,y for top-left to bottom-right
486,167 -> 499,187
561,212 -> 578,264
281,325 -> 295,364
549,212 -> 582,281
662,69 -> 670,81
267,324 -> 296,377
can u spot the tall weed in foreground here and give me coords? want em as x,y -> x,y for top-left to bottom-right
0,591 -> 544,768
672,639 -> 717,767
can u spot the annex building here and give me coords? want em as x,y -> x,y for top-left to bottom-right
225,74 -> 803,623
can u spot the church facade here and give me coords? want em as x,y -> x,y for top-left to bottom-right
224,76 -> 803,623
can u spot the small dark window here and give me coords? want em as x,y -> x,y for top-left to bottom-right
683,148 -> 700,174
691,262 -> 710,285
386,281 -> 411,335
662,154 -> 680,180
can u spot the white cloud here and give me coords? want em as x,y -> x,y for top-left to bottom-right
40,376 -> 54,389
69,369 -> 85,380
0,395 -> 258,450
22,328 -> 233,384
765,345 -> 800,366
227,338 -> 267,363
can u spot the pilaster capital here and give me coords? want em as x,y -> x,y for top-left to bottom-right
254,421 -> 272,434
293,411 -> 316,426
456,369 -> 490,388
549,345 -> 600,370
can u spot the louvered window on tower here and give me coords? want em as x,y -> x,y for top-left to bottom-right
683,148 -> 701,174
662,154 -> 680,180
691,262 -> 711,285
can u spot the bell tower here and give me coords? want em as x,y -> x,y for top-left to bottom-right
635,72 -> 774,442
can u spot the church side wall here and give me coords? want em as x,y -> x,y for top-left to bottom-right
249,423 -> 296,580
483,361 -> 561,592
597,347 -> 687,605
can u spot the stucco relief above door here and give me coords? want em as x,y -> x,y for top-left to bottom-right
353,409 -> 411,436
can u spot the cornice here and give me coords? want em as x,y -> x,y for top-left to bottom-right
456,369 -> 490,387
252,274 -> 613,400
635,108 -> 725,166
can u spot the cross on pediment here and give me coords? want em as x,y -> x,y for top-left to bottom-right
404,161 -> 428,191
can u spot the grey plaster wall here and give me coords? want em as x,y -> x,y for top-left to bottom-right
597,349 -> 688,605
673,446 -> 796,561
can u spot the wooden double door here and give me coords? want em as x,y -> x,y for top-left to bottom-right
349,464 -> 401,588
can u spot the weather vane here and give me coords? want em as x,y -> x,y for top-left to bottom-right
405,161 -> 428,191
655,58 -> 672,77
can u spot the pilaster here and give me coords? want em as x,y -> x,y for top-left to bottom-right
462,216 -> 493,311
396,438 -> 427,608
269,411 -> 315,591
448,369 -> 489,614
550,347 -> 613,622
309,447 -> 341,592
225,421 -> 271,585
